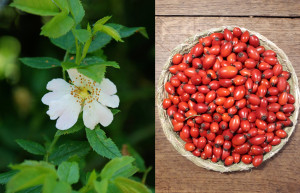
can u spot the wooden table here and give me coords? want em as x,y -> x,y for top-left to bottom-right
155,1 -> 300,192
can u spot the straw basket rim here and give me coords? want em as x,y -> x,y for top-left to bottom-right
156,26 -> 300,172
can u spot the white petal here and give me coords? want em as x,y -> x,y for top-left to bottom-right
83,101 -> 113,129
67,68 -> 94,87
98,92 -> 119,108
97,78 -> 117,95
55,97 -> 82,130
46,79 -> 71,92
45,94 -> 82,130
42,91 -> 68,105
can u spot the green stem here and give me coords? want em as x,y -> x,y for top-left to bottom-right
44,132 -> 60,162
72,29 -> 81,65
142,166 -> 152,184
62,51 -> 69,80
79,185 -> 92,193
62,69 -> 66,80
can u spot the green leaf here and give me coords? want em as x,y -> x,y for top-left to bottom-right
55,116 -> 84,136
91,49 -> 107,60
41,11 -> 75,38
52,181 -> 72,193
62,57 -> 119,83
80,170 -> 97,193
95,16 -> 112,26
10,0 -> 60,16
113,177 -> 151,193
87,32 -> 111,53
10,160 -> 56,172
100,156 -> 137,180
111,109 -> 120,115
107,183 -> 123,193
73,29 -> 91,43
50,30 -> 111,54
94,179 -> 108,193
50,31 -> 77,53
94,24 -> 123,42
49,141 -> 90,165
126,145 -> 146,172
0,170 -> 18,185
18,185 -> 42,193
20,57 -> 61,69
80,57 -> 119,68
68,0 -> 85,24
78,65 -> 106,84
85,127 -> 121,159
107,23 -> 149,39
16,139 -> 46,155
6,167 -> 56,193
86,170 -> 97,187
53,0 -> 69,12
57,162 -> 79,184
43,176 -> 72,193
50,23 -> 147,53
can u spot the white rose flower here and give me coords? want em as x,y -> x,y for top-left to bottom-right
42,68 -> 119,130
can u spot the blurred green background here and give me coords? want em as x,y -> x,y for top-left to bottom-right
0,0 -> 154,191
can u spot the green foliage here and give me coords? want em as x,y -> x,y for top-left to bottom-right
4,157 -> 150,193
48,141 -> 90,165
86,127 -> 121,159
0,171 -> 18,185
94,24 -> 123,42
100,156 -> 137,180
106,23 -> 149,39
126,145 -> 146,172
41,11 -> 75,38
50,23 -> 148,54
10,160 -> 56,171
62,56 -> 119,83
18,185 -> 42,193
94,179 -> 108,193
57,162 -> 79,184
62,57 -> 119,69
10,0 -> 60,16
53,0 -> 70,12
95,16 -> 112,26
43,177 -> 72,193
73,29 -> 91,44
68,0 -> 85,24
16,139 -> 46,155
113,177 -> 151,193
55,117 -> 84,136
111,109 -> 121,115
50,31 -> 76,53
7,161 -> 56,193
20,57 -> 61,69
78,65 -> 106,84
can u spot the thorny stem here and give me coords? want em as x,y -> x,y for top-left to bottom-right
44,131 -> 60,162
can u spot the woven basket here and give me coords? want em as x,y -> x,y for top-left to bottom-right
156,26 -> 300,172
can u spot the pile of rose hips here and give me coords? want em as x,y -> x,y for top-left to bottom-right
162,27 -> 295,167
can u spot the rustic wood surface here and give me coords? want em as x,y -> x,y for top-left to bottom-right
156,0 -> 300,17
155,16 -> 300,193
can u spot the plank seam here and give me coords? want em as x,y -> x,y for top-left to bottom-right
155,15 -> 300,19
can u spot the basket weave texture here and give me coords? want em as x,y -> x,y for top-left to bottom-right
156,26 -> 300,172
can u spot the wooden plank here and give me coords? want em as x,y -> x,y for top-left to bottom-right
155,0 -> 300,17
155,17 -> 300,193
